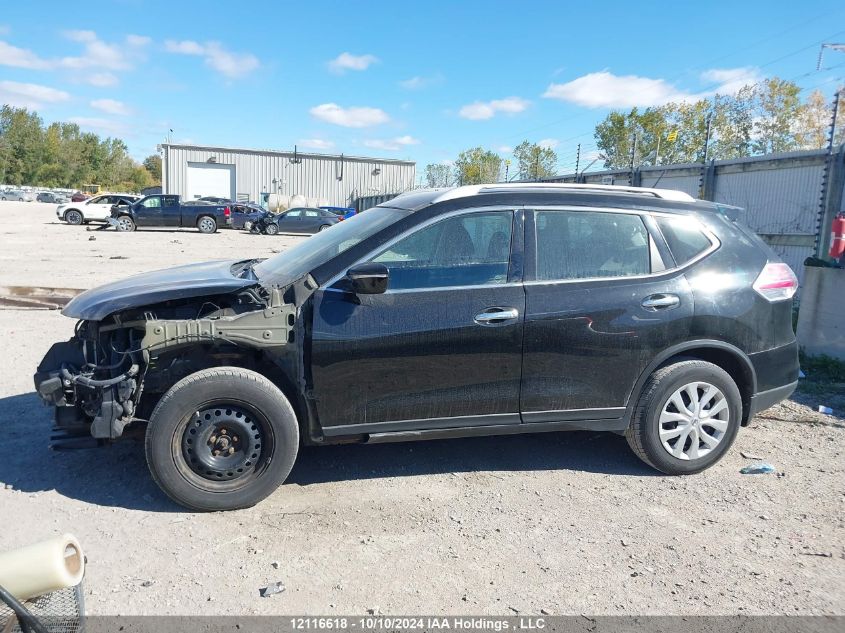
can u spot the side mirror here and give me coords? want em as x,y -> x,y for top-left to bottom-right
347,262 -> 389,294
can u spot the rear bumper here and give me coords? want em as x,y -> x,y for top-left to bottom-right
747,339 -> 799,417
748,380 -> 798,418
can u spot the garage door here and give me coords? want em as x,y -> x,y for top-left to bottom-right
186,162 -> 235,200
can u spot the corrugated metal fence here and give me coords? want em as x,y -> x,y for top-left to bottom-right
545,147 -> 845,283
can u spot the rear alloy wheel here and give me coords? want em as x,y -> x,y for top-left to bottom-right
318,224 -> 331,232
145,367 -> 299,511
626,359 -> 741,475
197,216 -> 217,234
115,215 -> 135,232
264,223 -> 279,235
65,209 -> 83,225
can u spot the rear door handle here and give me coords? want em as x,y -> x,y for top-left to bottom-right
474,307 -> 519,325
641,294 -> 680,310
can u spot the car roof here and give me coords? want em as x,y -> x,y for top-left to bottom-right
380,183 -> 723,215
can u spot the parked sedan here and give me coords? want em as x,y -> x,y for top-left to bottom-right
56,193 -> 140,225
1,189 -> 35,202
259,207 -> 342,235
37,192 -> 70,204
230,203 -> 269,230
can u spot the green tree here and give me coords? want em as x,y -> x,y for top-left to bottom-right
512,140 -> 558,180
751,78 -> 803,154
143,154 -> 162,183
454,147 -> 503,185
424,162 -> 452,187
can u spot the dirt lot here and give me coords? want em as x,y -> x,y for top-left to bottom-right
0,201 -> 843,616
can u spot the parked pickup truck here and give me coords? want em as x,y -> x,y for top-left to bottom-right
109,195 -> 232,233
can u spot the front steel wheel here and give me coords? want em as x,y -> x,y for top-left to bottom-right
626,359 -> 741,475
145,367 -> 299,511
264,222 -> 279,235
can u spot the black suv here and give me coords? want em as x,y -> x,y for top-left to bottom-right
34,184 -> 799,511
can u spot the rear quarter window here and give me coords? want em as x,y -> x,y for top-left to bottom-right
656,215 -> 713,265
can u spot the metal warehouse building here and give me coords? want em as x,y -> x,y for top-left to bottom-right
160,143 -> 416,207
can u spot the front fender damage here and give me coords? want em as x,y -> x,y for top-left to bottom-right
34,291 -> 295,445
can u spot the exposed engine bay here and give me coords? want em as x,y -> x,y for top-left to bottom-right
34,285 -> 297,446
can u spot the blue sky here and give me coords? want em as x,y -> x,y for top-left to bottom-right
1,0 -> 844,178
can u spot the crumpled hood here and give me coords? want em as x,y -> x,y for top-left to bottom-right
63,259 -> 256,321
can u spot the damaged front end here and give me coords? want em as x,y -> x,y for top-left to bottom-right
34,286 -> 296,448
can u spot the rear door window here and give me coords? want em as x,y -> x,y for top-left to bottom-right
655,216 -> 713,265
535,210 -> 650,281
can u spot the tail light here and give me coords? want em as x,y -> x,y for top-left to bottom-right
223,206 -> 231,217
752,262 -> 798,301
338,216 -> 344,221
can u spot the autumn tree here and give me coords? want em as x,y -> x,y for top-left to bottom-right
454,147 -> 503,185
424,162 -> 452,187
512,141 -> 558,180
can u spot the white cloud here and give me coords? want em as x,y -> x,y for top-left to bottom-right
68,116 -> 128,136
328,52 -> 378,73
363,135 -> 420,151
60,30 -> 148,71
0,81 -> 70,109
0,40 -> 52,69
310,103 -> 390,128
700,67 -> 761,94
399,73 -> 443,90
298,138 -> 335,150
91,98 -> 131,115
497,145 -> 513,154
165,40 -> 259,78
459,97 -> 530,120
86,72 -> 119,87
538,138 -> 559,149
543,67 -> 763,109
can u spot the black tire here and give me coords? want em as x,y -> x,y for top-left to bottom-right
64,209 -> 83,225
626,359 -> 741,475
318,224 -> 331,232
197,215 -> 217,234
115,215 -> 136,232
145,367 -> 299,511
264,222 -> 279,235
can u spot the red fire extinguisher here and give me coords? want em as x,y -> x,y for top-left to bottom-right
830,213 -> 845,260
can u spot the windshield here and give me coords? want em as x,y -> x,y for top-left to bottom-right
253,206 -> 409,286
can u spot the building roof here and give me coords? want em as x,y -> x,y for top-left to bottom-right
159,143 -> 415,165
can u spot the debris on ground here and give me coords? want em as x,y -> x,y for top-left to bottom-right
818,405 -> 833,414
740,463 -> 777,475
740,451 -> 764,460
140,580 -> 154,588
109,255 -> 129,260
88,236 -> 96,241
271,561 -> 280,569
259,582 -> 286,598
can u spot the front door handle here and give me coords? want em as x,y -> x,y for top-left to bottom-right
641,294 -> 680,310
474,307 -> 519,325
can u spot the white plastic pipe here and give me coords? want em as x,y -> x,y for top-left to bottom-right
0,534 -> 84,600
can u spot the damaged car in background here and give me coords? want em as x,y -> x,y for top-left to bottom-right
35,184 -> 800,511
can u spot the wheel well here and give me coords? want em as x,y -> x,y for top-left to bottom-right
64,207 -> 82,217
142,349 -> 306,436
658,347 -> 755,425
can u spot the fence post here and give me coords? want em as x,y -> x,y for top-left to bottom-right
817,144 -> 845,258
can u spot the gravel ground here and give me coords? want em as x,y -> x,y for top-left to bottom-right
0,202 -> 843,616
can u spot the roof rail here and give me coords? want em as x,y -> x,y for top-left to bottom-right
433,183 -> 696,203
